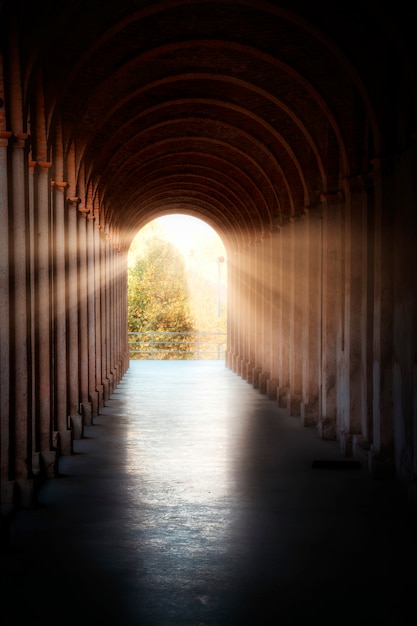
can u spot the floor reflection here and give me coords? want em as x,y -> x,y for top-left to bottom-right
3,360 -> 416,626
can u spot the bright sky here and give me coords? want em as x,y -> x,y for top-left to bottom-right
154,214 -> 223,256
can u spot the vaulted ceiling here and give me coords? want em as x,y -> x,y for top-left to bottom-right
11,0 -> 416,251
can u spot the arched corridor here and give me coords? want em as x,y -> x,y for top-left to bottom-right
1,0 -> 417,613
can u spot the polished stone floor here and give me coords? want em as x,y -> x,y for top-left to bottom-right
1,361 -> 416,625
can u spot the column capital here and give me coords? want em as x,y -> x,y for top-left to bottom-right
78,205 -> 90,215
0,130 -> 13,147
52,180 -> 69,192
36,160 -> 52,171
12,131 -> 28,148
67,196 -> 82,207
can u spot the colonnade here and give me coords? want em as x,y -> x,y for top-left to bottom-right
226,181 -> 396,477
0,91 -> 129,508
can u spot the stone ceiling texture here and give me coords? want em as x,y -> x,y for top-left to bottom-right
12,0 -> 416,251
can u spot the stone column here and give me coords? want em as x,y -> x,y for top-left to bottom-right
11,131 -> 34,504
252,238 -> 263,388
371,158 -> 394,475
234,251 -> 245,376
239,248 -> 249,377
78,206 -> 92,424
67,197 -> 82,438
259,233 -> 271,393
289,217 -> 304,416
100,228 -> 110,401
319,195 -> 342,440
301,208 -> 322,426
278,222 -> 291,408
267,225 -> 280,400
87,213 -> 99,415
34,160 -> 55,472
108,236 -> 116,388
0,126 -> 13,508
105,231 -> 114,394
339,183 -> 367,455
119,247 -> 129,374
53,180 -> 72,453
94,218 -> 104,405
245,243 -> 256,383
225,252 -> 235,369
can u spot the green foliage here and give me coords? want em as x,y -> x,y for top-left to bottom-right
128,237 -> 195,359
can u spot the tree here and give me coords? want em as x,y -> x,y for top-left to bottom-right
128,237 -> 195,359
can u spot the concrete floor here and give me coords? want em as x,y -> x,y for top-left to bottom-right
1,360 -> 416,625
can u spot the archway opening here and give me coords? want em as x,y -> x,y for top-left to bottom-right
127,214 -> 227,360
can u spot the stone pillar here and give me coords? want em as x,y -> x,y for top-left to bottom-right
226,252 -> 235,369
252,238 -> 263,389
52,181 -> 72,454
78,206 -> 93,424
109,236 -> 117,387
0,124 -> 13,508
100,228 -> 110,401
289,217 -> 305,416
87,213 -> 99,415
267,226 -> 280,400
259,233 -> 271,394
11,131 -> 34,504
239,249 -> 249,377
119,248 -> 129,373
67,197 -> 82,438
104,231 -> 114,394
94,218 -> 104,405
339,183 -> 367,455
278,222 -> 291,408
234,251 -> 244,376
33,159 -> 59,477
301,208 -> 322,426
245,243 -> 256,383
319,196 -> 342,440
371,158 -> 394,475
27,158 -> 38,475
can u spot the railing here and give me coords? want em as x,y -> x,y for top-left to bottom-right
128,331 -> 227,360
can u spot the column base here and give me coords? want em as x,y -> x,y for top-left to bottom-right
258,371 -> 269,394
238,357 -> 246,378
96,384 -> 105,408
317,417 -> 337,440
81,401 -> 93,426
252,366 -> 262,388
70,414 -> 84,440
32,452 -> 42,478
300,399 -> 319,427
244,361 -> 253,383
288,393 -> 302,416
59,428 -> 73,455
340,431 -> 354,456
266,378 -> 278,400
40,450 -> 58,478
277,386 -> 289,408
89,390 -> 99,416
353,435 -> 371,466
102,378 -> 110,402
